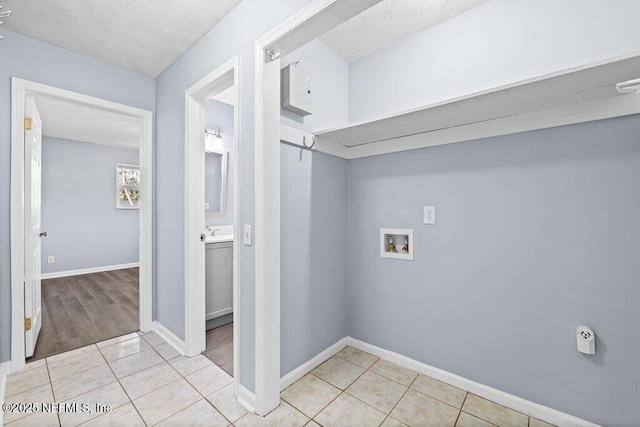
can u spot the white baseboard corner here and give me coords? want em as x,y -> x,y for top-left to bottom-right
41,262 -> 140,280
151,321 -> 186,356
1,361 -> 11,427
280,337 -> 350,391
347,338 -> 599,427
236,384 -> 256,413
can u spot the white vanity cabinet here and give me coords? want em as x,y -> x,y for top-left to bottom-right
205,241 -> 233,321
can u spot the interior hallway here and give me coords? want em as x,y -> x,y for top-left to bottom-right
6,330 -> 554,426
29,268 -> 139,361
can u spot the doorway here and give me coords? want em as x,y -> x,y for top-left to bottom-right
183,56 -> 242,396
10,78 -> 153,372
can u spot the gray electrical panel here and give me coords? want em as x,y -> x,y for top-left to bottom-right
281,64 -> 313,116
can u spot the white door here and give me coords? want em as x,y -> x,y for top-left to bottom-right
24,96 -> 43,358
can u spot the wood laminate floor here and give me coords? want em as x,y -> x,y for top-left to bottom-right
203,322 -> 234,376
28,267 -> 139,362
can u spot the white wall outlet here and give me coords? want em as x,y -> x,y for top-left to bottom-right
244,225 -> 252,246
423,206 -> 436,225
47,256 -> 55,264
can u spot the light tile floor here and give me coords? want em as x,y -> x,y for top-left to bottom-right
4,333 -> 555,427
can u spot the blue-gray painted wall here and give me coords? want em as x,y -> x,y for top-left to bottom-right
205,99 -> 234,227
278,40 -> 350,377
41,137 -> 139,274
347,115 -> 640,425
154,0 -> 313,392
0,28 -> 155,363
281,144 -> 348,376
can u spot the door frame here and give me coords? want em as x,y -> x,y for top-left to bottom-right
10,78 -> 154,373
253,0 -> 381,415
183,56 -> 242,396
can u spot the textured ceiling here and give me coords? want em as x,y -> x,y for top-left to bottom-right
34,95 -> 141,149
319,0 -> 490,63
2,0 -> 242,77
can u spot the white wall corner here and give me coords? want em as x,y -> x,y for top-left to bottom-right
347,337 -> 600,427
151,321 -> 186,355
280,337 -> 350,391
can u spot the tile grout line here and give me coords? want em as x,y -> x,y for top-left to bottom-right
3,365 -> 50,401
91,340 -> 148,427
306,348 -> 476,426
281,375 -> 340,422
459,394 -> 516,427
181,365 -> 236,426
309,350 -> 385,423
378,367 -> 420,427
154,348 -> 236,426
452,392 -> 469,426
113,336 -> 185,426
342,347 -> 530,424
44,355 -> 62,427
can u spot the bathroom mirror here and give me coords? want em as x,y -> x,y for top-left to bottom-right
205,148 -> 228,218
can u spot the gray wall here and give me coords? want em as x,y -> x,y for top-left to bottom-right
154,0 -> 313,392
279,38 -> 351,376
347,115 -> 640,425
205,99 -> 234,226
41,137 -> 139,274
349,0 -> 640,123
0,28 -> 155,363
281,144 -> 348,376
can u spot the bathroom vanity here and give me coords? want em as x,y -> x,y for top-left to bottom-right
205,231 -> 233,330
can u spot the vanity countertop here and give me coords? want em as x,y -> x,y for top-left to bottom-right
205,234 -> 233,243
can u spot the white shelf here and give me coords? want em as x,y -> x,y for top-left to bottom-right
312,52 -> 640,159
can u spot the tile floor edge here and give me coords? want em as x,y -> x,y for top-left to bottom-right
345,337 -> 600,427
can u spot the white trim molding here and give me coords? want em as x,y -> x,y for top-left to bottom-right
236,384 -> 256,414
41,263 -> 140,280
347,338 -> 600,427
280,337 -> 349,391
253,0 -> 387,416
276,336 -> 598,427
10,78 -> 154,374
183,56 -> 243,400
151,321 -> 186,355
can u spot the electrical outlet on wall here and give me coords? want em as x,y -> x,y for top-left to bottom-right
47,256 -> 55,264
423,206 -> 436,225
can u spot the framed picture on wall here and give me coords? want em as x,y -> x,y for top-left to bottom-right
116,163 -> 140,209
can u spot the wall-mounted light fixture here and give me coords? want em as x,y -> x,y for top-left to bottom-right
205,128 -> 224,152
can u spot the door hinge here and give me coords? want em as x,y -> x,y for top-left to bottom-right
24,318 -> 32,331
24,117 -> 32,131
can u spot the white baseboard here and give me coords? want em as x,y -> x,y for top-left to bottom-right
1,361 -> 11,427
237,384 -> 256,413
41,262 -> 140,280
347,338 -> 599,427
280,337 -> 350,391
151,321 -> 186,355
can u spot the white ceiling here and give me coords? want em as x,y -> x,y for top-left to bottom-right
319,0 -> 490,63
2,0 -> 242,78
34,95 -> 141,149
